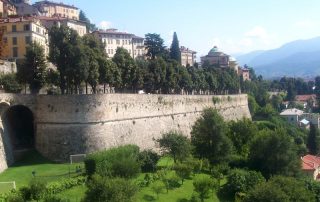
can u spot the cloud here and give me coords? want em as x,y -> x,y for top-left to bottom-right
294,20 -> 317,28
245,26 -> 269,39
239,38 -> 253,47
99,21 -> 112,29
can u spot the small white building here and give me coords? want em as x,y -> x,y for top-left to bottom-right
280,108 -> 304,125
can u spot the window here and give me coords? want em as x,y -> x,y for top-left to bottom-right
24,24 -> 30,31
36,27 -> 40,33
12,37 -> 17,45
116,40 -> 120,45
12,25 -> 17,32
13,47 -> 18,57
25,36 -> 31,44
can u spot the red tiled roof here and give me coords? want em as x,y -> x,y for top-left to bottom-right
296,94 -> 316,102
302,155 -> 320,170
34,0 -> 78,9
0,16 -> 37,23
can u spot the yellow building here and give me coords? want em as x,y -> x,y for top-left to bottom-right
180,46 -> 196,67
34,1 -> 79,20
1,0 -> 17,18
0,17 -> 49,60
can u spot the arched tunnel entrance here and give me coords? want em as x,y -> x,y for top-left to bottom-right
2,105 -> 35,151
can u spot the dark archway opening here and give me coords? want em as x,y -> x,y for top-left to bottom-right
3,105 -> 34,151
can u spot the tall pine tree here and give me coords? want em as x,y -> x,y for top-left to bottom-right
307,124 -> 320,155
170,32 -> 181,64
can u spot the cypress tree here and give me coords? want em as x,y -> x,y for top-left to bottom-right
170,32 -> 181,64
307,124 -> 320,155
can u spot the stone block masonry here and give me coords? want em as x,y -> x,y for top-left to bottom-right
0,94 -> 251,168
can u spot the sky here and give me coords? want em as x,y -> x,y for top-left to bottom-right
49,0 -> 320,58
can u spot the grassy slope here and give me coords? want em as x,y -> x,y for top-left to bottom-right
0,151 -> 82,192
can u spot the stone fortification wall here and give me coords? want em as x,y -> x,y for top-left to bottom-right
0,93 -> 251,165
34,94 -> 251,161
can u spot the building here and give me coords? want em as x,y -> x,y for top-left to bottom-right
1,0 -> 17,18
295,94 -> 317,109
180,46 -> 196,67
0,17 -> 49,60
37,16 -> 87,36
92,29 -> 145,58
200,46 -> 230,67
238,67 -> 251,81
10,0 -> 41,17
33,0 -> 79,20
301,155 -> 320,180
280,108 -> 304,125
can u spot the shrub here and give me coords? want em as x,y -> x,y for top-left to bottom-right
174,162 -> 192,184
85,145 -> 141,178
83,175 -> 137,202
6,192 -> 24,202
0,74 -> 22,93
193,175 -> 214,202
220,169 -> 265,199
43,195 -> 70,202
19,186 -> 32,201
46,176 -> 86,195
29,179 -> 47,201
138,150 -> 160,172
151,181 -> 165,199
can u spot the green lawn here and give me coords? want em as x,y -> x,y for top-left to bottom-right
136,173 -> 220,202
0,150 -> 83,193
56,185 -> 87,202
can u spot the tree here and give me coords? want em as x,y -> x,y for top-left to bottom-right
307,124 -> 320,155
248,129 -> 300,178
112,47 -> 138,91
191,108 -> 233,164
169,32 -> 181,63
228,119 -> 258,158
193,175 -> 214,202
157,131 -> 192,163
174,162 -> 192,184
21,42 -> 47,94
79,10 -> 96,32
138,150 -> 160,172
220,169 -> 265,198
144,33 -> 166,59
245,176 -> 316,202
151,181 -> 165,199
84,175 -> 137,202
99,58 -> 121,92
0,74 -> 22,93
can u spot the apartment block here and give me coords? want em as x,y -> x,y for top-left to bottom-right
180,46 -> 196,67
33,0 -> 79,20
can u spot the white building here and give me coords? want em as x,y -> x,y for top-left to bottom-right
180,46 -> 196,67
92,29 -> 145,59
280,108 -> 304,125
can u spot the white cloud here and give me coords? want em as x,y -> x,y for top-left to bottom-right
245,26 -> 269,40
99,21 -> 112,29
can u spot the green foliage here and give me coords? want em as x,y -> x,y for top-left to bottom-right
84,175 -> 137,202
220,169 -> 265,198
79,10 -> 96,32
29,178 -> 47,201
151,181 -> 165,198
191,108 -> 232,164
228,118 -> 258,158
138,150 -> 160,172
45,176 -> 86,195
19,42 -> 47,94
157,131 -> 192,163
85,145 -> 141,178
144,33 -> 167,59
169,32 -> 181,63
248,95 -> 259,116
245,176 -> 315,202
193,175 -> 214,202
248,129 -> 300,178
174,162 -> 193,184
307,124 -> 320,155
0,73 -> 22,93
43,195 -> 70,202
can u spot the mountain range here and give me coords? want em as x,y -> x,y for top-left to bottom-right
236,37 -> 320,78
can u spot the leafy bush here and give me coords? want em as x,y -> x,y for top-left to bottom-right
151,181 -> 165,199
83,175 -> 137,202
0,74 -> 22,93
174,162 -> 192,184
43,195 -> 70,202
46,176 -> 86,195
85,145 -> 141,178
138,150 -> 160,172
220,169 -> 265,198
193,175 -> 214,202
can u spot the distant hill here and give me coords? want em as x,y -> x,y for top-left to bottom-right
236,37 -> 320,78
